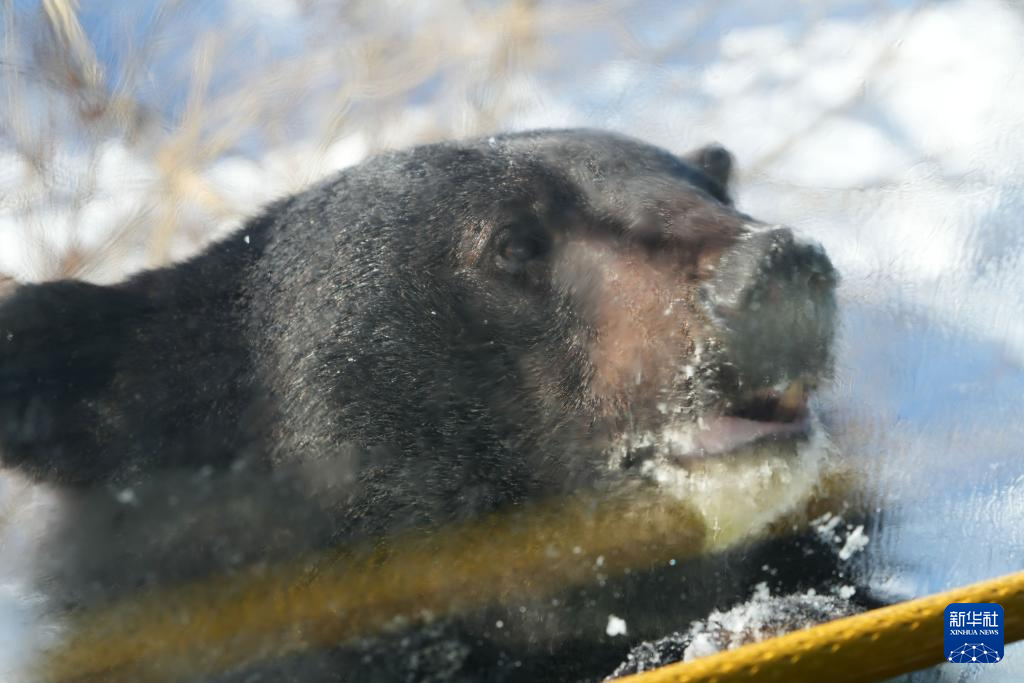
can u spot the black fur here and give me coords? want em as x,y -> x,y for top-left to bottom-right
0,129 -> 862,681
1,129 -> 741,511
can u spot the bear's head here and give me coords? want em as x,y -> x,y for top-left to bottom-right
245,129 -> 839,514
0,128 -> 839,531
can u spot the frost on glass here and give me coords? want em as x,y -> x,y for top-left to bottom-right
1,1 -> 1021,682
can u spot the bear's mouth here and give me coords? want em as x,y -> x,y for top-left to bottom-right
686,380 -> 811,460
612,380 -> 814,470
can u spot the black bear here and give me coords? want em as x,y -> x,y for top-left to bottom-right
0,130 -> 861,682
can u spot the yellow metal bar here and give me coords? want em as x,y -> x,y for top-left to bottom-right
35,460 -> 852,683
618,570 -> 1024,683
30,453 -> 1020,683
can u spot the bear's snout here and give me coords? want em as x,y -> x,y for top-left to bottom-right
701,226 -> 837,390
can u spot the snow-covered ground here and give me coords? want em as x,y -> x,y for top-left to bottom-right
2,1 -> 1023,680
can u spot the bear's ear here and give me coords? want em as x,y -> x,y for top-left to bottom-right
684,144 -> 734,193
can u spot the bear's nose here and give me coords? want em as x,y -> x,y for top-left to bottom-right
700,227 -> 837,387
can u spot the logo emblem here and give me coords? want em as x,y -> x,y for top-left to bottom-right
945,603 -> 1004,663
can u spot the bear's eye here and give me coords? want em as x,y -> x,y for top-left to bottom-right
494,220 -> 550,271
